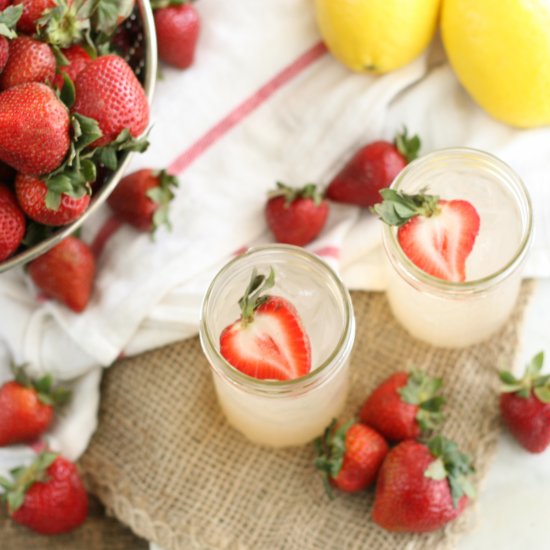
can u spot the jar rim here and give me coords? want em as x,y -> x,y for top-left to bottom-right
199,244 -> 355,392
382,147 -> 533,295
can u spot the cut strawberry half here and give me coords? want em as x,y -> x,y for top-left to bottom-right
373,189 -> 480,282
219,268 -> 311,381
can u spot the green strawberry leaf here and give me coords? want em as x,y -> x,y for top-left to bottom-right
60,72 -> 76,108
534,386 -> 550,404
92,0 -> 134,36
424,457 -> 446,481
269,182 -> 324,207
38,0 -> 92,48
146,170 -> 179,234
313,418 -> 354,499
0,5 -> 23,39
394,127 -> 421,163
371,188 -> 440,226
238,268 -> 276,325
499,352 -> 549,401
398,370 -> 446,436
426,435 -> 475,509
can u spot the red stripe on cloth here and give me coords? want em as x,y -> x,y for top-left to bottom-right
92,41 -> 327,255
168,41 -> 327,175
90,215 -> 123,258
313,246 -> 341,259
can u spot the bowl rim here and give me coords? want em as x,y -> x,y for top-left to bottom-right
0,0 -> 158,273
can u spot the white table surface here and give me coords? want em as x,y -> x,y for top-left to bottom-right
152,280 -> 550,550
458,279 -> 550,550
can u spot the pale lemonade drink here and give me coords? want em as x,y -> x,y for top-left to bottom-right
383,149 -> 532,348
200,246 -> 355,447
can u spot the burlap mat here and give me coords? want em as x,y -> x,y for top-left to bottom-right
81,283 -> 534,550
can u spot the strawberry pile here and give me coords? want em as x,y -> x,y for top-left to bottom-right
315,369 -> 477,533
0,0 -> 152,263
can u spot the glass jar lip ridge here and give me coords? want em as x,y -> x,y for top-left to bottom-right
382,147 -> 533,295
199,244 -> 355,391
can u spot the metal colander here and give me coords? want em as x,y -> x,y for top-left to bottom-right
0,0 -> 157,272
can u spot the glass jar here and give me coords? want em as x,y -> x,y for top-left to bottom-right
199,245 -> 355,447
382,148 -> 533,348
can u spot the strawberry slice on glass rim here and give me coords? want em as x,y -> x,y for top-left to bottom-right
219,268 -> 312,381
373,188 -> 480,282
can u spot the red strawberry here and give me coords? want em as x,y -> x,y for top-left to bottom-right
373,189 -> 480,282
27,236 -> 96,312
0,452 -> 88,534
52,44 -> 91,90
107,168 -> 179,232
72,55 -> 149,147
0,183 -> 25,261
0,367 -> 70,446
359,371 -> 445,442
13,0 -> 55,34
315,419 -> 388,495
499,352 -> 550,453
0,36 -> 56,90
372,436 -> 475,532
0,82 -> 70,175
0,36 -> 8,73
16,174 -> 90,226
153,2 -> 200,69
219,268 -> 311,381
327,130 -> 420,208
265,182 -> 329,247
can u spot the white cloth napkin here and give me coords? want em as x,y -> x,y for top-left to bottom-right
1,0 -> 550,476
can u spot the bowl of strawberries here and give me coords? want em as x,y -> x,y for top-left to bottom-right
0,0 -> 157,272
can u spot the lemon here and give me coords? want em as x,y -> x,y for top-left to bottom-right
314,0 -> 441,74
441,0 -> 550,128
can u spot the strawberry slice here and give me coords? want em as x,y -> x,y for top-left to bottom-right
373,189 -> 480,282
219,268 -> 311,380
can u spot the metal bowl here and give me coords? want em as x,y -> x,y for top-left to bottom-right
0,0 -> 157,273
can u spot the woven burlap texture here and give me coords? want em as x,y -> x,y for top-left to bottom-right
81,283 -> 534,550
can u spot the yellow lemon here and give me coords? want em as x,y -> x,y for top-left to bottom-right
314,0 -> 441,74
441,0 -> 550,128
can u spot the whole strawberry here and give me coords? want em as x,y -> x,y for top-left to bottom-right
52,44 -> 91,90
13,0 -> 55,33
372,436 -> 475,532
0,183 -> 25,261
373,189 -> 480,282
0,367 -> 70,446
0,36 -> 56,90
153,1 -> 200,69
359,370 -> 445,442
315,419 -> 388,496
107,168 -> 179,232
16,174 -> 90,226
0,82 -> 70,175
500,352 -> 550,453
326,129 -> 420,208
220,268 -> 311,380
72,55 -> 149,147
0,452 -> 88,534
265,182 -> 329,246
27,236 -> 96,312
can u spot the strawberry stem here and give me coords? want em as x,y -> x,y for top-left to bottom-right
500,351 -> 550,403
268,182 -> 324,207
424,435 -> 476,508
371,188 -> 440,226
238,268 -> 275,326
394,127 -> 421,163
313,418 -> 354,499
398,370 -> 446,436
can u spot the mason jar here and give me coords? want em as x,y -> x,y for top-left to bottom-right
199,245 -> 355,447
382,148 -> 533,348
